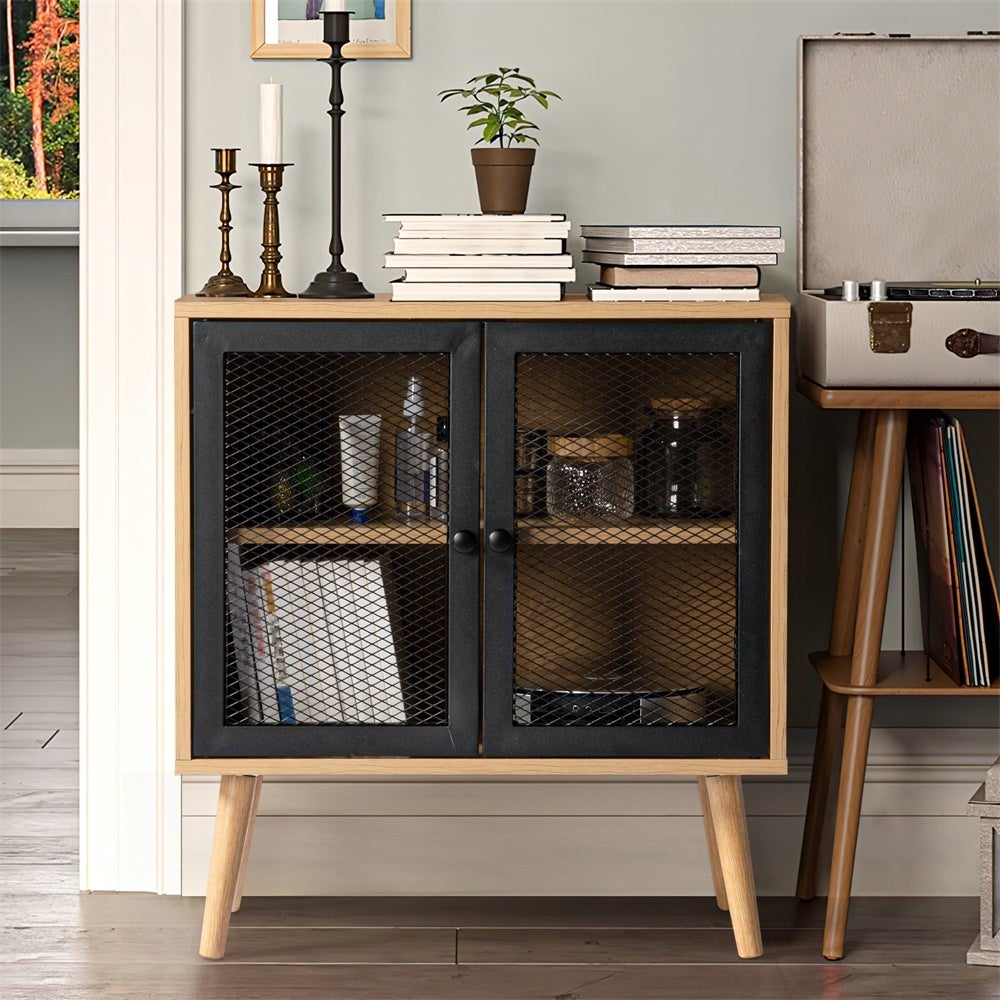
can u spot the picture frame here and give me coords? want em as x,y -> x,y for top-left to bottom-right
250,0 -> 411,59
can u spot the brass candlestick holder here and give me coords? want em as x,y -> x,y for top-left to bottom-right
249,162 -> 294,298
197,148 -> 251,297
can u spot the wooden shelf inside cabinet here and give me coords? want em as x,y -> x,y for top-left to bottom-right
228,521 -> 448,546
517,517 -> 736,545
810,650 -> 1000,696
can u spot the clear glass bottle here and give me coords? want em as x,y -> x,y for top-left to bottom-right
546,434 -> 634,520
428,416 -> 450,522
394,376 -> 432,519
634,397 -> 713,517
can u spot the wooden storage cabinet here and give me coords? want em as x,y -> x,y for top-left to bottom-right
174,295 -> 790,960
188,317 -> 772,760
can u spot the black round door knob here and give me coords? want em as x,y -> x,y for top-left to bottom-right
452,530 -> 477,554
488,529 -> 513,553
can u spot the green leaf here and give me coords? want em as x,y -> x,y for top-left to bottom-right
483,121 -> 500,141
467,118 -> 490,129
532,93 -> 549,108
510,73 -> 536,86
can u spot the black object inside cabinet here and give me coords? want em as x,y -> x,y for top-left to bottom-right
190,320 -> 481,758
481,321 -> 772,758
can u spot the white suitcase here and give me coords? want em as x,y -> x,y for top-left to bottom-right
796,34 -> 1000,388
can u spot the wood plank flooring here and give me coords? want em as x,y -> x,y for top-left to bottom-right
1,530 -> 996,998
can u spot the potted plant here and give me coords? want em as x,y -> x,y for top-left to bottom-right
438,66 -> 561,215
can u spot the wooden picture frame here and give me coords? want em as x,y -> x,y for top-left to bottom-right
250,0 -> 411,59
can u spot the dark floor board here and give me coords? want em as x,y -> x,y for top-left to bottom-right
233,895 -> 739,929
780,963 -> 1000,1000
456,925 -> 977,966
0,961 -> 796,999
0,925 -> 459,966
224,895 -> 977,932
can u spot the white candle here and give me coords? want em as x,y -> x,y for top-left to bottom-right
321,1 -> 348,11
259,82 -> 283,163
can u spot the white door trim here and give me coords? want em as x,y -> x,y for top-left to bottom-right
79,0 -> 183,893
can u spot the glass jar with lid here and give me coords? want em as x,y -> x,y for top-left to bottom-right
546,434 -> 635,520
635,397 -> 716,517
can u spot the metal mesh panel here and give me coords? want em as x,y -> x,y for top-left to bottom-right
222,352 -> 450,727
513,352 -> 739,728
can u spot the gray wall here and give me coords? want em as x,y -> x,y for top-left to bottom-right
0,247 -> 79,449
185,0 -> 999,728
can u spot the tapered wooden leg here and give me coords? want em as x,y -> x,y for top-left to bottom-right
796,686 -> 844,900
823,695 -> 874,960
698,776 -> 729,910
827,410 -> 878,656
704,775 -> 762,958
231,775 -> 263,913
199,774 -> 259,960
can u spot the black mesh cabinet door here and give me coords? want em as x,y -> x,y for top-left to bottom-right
482,321 -> 772,758
190,321 -> 480,758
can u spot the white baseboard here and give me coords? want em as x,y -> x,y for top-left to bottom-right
181,727 -> 997,897
0,449 -> 79,528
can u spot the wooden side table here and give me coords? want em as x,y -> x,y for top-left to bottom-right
793,378 -> 1000,960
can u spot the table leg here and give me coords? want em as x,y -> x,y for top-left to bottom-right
232,774 -> 263,913
704,775 -> 762,958
199,774 -> 260,960
821,407 -> 907,960
823,695 -> 874,960
698,776 -> 729,911
796,686 -> 844,900
828,410 -> 878,656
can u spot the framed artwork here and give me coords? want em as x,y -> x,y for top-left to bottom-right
0,0 -> 79,242
250,0 -> 411,59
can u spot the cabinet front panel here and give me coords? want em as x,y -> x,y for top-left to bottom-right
483,322 -> 772,757
190,322 -> 480,757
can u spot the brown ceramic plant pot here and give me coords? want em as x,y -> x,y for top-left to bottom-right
471,147 -> 536,215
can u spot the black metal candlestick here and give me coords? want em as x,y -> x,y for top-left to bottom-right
300,10 -> 373,299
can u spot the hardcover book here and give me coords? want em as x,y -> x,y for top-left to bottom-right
394,238 -> 565,255
386,253 -> 573,268
587,285 -> 760,302
583,251 -> 778,266
599,266 -> 761,288
583,238 -> 785,253
581,225 -> 780,239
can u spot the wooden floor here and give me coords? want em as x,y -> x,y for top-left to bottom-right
1,529 -> 996,999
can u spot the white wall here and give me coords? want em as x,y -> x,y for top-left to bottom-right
0,246 -> 79,527
181,0 -> 1000,896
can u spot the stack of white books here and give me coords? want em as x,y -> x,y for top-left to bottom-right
227,545 -> 405,725
384,213 -> 574,301
582,225 -> 785,301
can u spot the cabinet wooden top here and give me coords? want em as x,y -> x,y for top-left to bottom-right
174,292 -> 791,321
